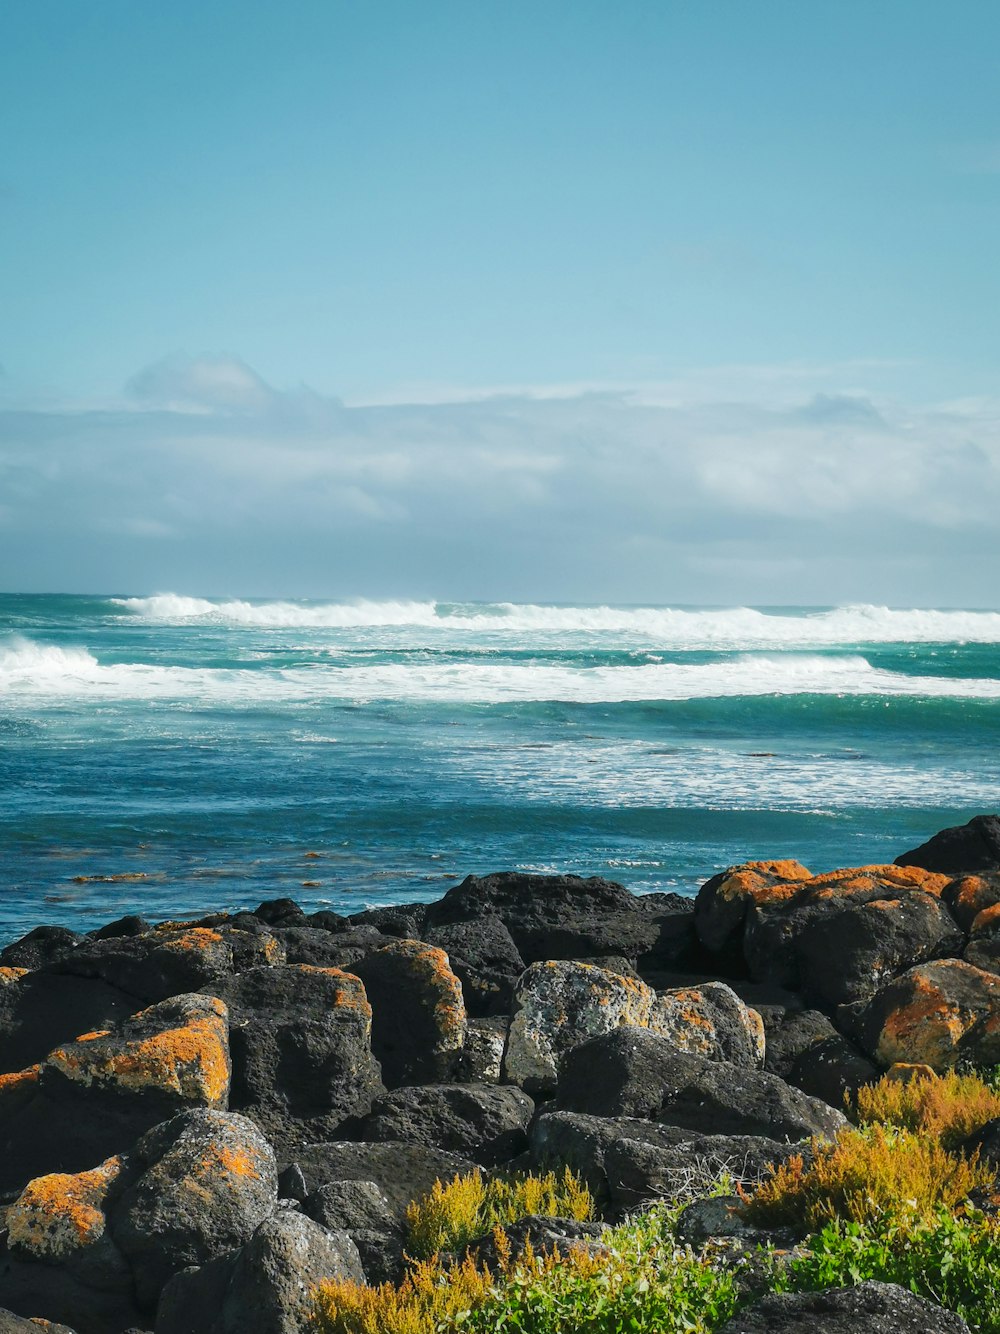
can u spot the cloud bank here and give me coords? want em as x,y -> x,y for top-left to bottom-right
1,356 -> 998,605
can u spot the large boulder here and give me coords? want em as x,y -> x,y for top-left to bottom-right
156,1213 -> 363,1334
424,872 -> 696,969
207,965 -> 383,1152
503,961 -> 657,1094
290,1141 -> 479,1219
0,926 -> 82,972
422,917 -> 525,1017
111,1108 -> 277,1308
351,941 -> 466,1087
853,958 -> 1000,1069
529,1111 -> 801,1213
304,1179 -> 404,1285
0,994 -> 231,1192
943,873 -> 1000,932
896,814 -> 1000,876
651,982 -> 765,1068
357,1083 -> 534,1166
46,924 -> 283,1004
744,866 -> 958,1004
717,1280 -> 971,1333
0,971 -> 138,1074
963,900 -> 1000,974
556,1028 -> 846,1141
695,861 -> 812,957
0,1154 -> 142,1333
503,962 -> 764,1094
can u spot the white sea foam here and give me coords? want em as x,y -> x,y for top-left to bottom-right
4,638 -> 1000,704
111,595 -> 1000,645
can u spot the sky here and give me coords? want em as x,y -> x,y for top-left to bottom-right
1,0 -> 999,605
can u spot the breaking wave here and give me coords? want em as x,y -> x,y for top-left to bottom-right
111,596 -> 1000,645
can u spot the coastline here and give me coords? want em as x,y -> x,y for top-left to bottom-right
0,815 -> 998,1329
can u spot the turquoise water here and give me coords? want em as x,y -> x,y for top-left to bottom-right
1,593 -> 999,944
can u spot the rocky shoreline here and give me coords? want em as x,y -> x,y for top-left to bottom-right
1,814 -> 999,1333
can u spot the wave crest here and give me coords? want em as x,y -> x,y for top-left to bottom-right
110,596 -> 1000,644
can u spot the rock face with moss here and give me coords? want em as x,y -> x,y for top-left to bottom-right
0,814 -> 997,1331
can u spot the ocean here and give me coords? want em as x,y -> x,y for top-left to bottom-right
1,594 -> 998,946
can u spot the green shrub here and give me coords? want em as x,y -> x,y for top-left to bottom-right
314,1205 -> 738,1334
463,1207 -> 738,1334
778,1206 -> 1000,1333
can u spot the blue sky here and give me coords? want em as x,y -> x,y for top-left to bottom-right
1,1 -> 999,602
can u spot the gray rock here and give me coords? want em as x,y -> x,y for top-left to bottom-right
556,1027 -> 846,1141
359,1083 -> 534,1166
111,1109 -> 278,1308
290,1141 -> 480,1219
717,1280 -> 971,1333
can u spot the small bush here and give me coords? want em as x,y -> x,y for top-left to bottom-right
779,1206 -> 1000,1333
314,1206 -> 739,1334
404,1167 -> 594,1259
313,1249 -> 496,1334
741,1126 -> 991,1231
855,1069 -> 1000,1150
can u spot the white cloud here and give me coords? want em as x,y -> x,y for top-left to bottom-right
2,356 -> 998,604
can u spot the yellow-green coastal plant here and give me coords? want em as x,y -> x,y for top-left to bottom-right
740,1124 -> 991,1232
313,1205 -> 739,1334
853,1068 -> 1000,1150
404,1166 -> 594,1259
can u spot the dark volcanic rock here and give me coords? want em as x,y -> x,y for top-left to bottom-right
351,940 -> 466,1088
854,958 -> 1000,1069
556,1027 -> 845,1141
788,1033 -> 880,1106
744,867 -> 959,1004
156,1213 -> 362,1334
0,925 -> 82,972
305,1180 -> 404,1285
760,1006 -> 836,1078
896,814 -> 1000,876
45,924 -> 283,1005
603,1133 -> 804,1214
0,1312 -> 76,1334
358,1083 -> 534,1166
717,1280 -> 971,1333
0,1152 -> 141,1333
347,903 -> 429,938
0,994 -> 231,1193
695,862 -> 812,957
111,1108 -> 278,1307
944,873 -> 1000,932
423,916 -> 525,1017
291,1141 -> 479,1219
0,971 -> 137,1074
207,964 -> 383,1152
424,871 -> 696,969
253,898 -> 306,927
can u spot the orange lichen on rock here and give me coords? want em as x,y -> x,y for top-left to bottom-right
293,965 -> 373,1025
948,875 -> 1000,931
716,860 -> 812,906
0,1064 -> 40,1094
806,865 -> 951,900
872,961 -> 1000,1069
158,927 -> 225,954
971,901 -> 1000,934
46,995 -> 231,1107
73,1030 -> 111,1043
198,1141 -> 268,1182
0,966 -> 28,986
6,1155 -> 122,1258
